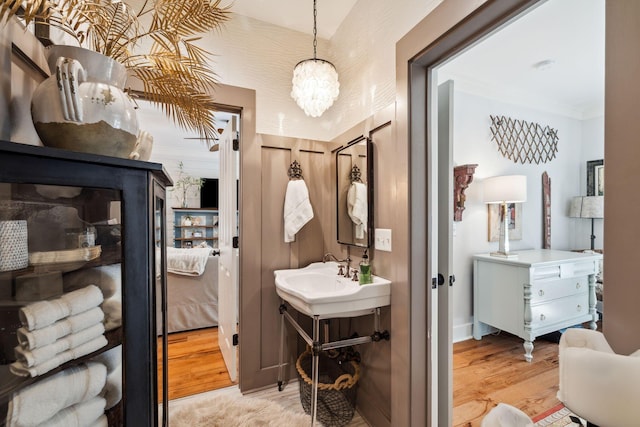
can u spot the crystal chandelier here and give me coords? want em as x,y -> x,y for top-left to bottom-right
290,0 -> 340,117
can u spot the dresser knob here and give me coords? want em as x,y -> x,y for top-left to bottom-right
577,304 -> 582,312
540,314 -> 546,321
576,282 -> 581,289
539,290 -> 544,296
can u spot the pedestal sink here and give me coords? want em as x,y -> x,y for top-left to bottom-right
274,261 -> 391,319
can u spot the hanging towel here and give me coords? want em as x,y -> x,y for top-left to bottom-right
37,396 -> 107,427
16,306 -> 105,350
347,182 -> 368,239
283,179 -> 314,243
10,335 -> 108,378
19,285 -> 104,331
14,322 -> 106,368
6,362 -> 107,426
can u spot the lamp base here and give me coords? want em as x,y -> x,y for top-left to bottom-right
490,251 -> 519,259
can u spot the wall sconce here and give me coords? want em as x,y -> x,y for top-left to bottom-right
483,175 -> 527,258
453,164 -> 478,221
569,196 -> 604,250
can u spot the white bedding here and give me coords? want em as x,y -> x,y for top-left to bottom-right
166,247 -> 213,276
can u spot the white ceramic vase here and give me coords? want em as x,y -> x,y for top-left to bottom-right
31,45 -> 139,158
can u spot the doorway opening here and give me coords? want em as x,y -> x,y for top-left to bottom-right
405,0 -> 604,424
138,99 -> 242,401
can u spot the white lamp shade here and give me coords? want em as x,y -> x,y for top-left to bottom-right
569,196 -> 604,218
482,175 -> 527,204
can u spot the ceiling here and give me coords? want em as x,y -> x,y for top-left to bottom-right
439,0 -> 604,118
148,0 -> 604,178
228,0 -> 358,39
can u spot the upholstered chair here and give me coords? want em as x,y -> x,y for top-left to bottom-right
558,328 -> 640,427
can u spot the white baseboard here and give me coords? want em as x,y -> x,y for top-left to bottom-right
453,322 -> 473,343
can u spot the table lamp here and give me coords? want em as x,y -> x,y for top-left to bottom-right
569,196 -> 604,250
483,175 -> 527,258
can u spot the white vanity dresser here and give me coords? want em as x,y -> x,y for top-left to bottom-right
473,249 -> 602,361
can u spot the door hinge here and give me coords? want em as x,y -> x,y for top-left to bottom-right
432,274 -> 445,289
232,236 -> 239,248
233,333 -> 239,346
449,274 -> 456,287
233,138 -> 239,151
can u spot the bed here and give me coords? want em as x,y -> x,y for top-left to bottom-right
161,248 -> 219,334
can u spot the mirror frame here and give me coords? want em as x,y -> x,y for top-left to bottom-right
336,135 -> 373,248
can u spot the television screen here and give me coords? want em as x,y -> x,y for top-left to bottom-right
200,178 -> 219,208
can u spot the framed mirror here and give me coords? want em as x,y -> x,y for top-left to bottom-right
336,136 -> 373,247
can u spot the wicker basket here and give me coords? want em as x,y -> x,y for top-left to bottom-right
296,348 -> 360,427
0,220 -> 28,272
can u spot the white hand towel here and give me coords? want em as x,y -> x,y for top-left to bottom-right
6,362 -> 107,426
347,182 -> 368,239
20,285 -> 104,331
283,179 -> 314,243
63,264 -> 121,299
93,345 -> 122,409
17,307 -> 105,350
15,323 -> 106,367
10,335 -> 108,378
37,396 -> 106,427
166,247 -> 212,276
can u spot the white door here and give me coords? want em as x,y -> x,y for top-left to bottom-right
436,80 -> 455,426
218,117 -> 239,382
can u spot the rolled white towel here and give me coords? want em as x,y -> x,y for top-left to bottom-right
6,362 -> 107,426
15,323 -> 105,367
93,345 -> 122,409
16,307 -> 105,350
20,285 -> 104,331
10,335 -> 107,378
37,396 -> 106,427
63,264 -> 121,299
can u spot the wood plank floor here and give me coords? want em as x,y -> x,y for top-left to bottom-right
158,327 -> 235,401
453,332 -> 562,426
161,327 -> 574,425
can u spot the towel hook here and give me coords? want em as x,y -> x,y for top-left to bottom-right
350,165 -> 363,183
288,160 -> 304,180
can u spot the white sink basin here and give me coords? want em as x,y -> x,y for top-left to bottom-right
274,261 -> 391,318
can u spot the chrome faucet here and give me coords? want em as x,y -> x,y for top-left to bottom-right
322,253 -> 351,277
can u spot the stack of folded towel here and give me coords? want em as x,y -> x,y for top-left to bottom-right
10,285 -> 107,378
63,264 -> 122,332
6,362 -> 108,427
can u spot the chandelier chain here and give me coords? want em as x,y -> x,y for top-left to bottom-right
313,0 -> 317,59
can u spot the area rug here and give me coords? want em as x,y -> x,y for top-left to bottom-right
533,403 -> 586,426
169,394 -> 312,427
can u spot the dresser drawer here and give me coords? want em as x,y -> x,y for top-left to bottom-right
531,294 -> 589,327
530,276 -> 589,303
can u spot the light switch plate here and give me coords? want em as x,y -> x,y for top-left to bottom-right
375,228 -> 392,252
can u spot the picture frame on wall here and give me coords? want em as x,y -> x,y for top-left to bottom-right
587,159 -> 604,196
488,203 -> 523,242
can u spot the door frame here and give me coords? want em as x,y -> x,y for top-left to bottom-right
395,0 -> 542,424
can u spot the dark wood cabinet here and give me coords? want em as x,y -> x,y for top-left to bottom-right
0,140 -> 171,426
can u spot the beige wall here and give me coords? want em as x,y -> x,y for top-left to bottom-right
603,0 -> 640,355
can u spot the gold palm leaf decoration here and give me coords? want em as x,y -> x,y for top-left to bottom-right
0,0 -> 230,141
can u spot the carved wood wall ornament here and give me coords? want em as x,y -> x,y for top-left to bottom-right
490,115 -> 559,164
453,164 -> 478,222
542,172 -> 551,249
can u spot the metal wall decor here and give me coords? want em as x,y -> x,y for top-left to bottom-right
490,115 -> 559,164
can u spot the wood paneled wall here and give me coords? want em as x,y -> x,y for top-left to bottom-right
241,134 -> 335,391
